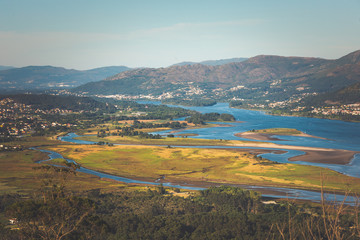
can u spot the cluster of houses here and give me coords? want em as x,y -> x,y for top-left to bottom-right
0,98 -> 78,139
311,104 -> 360,116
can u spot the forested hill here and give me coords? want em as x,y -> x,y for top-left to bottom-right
73,50 -> 360,100
0,94 -> 115,112
0,65 -> 131,91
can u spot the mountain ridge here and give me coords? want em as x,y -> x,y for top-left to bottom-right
73,50 -> 360,104
171,57 -> 248,66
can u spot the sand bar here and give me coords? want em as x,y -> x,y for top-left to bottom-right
230,141 -> 358,165
235,131 -> 328,141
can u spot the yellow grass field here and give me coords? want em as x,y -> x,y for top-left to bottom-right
46,144 -> 360,193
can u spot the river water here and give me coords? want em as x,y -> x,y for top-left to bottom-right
139,101 -> 360,178
139,101 -> 360,151
51,101 -> 360,204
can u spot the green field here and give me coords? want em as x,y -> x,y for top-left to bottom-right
0,138 -> 130,194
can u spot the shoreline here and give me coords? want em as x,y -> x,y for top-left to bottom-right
289,149 -> 359,165
229,106 -> 360,123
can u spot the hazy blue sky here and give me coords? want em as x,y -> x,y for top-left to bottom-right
1,0 -> 359,69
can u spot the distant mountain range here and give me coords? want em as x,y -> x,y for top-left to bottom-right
171,58 -> 248,66
2,51 -> 360,107
0,57 -> 249,92
73,50 -> 360,105
0,65 -> 131,92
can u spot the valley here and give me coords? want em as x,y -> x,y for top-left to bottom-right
1,92 -> 360,239
3,1 -> 360,238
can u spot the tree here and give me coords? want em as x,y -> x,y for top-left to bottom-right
6,165 -> 95,240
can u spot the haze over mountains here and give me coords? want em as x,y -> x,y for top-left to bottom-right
0,65 -> 131,91
73,50 -> 360,104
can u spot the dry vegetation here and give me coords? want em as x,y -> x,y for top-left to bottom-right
45,144 -> 360,193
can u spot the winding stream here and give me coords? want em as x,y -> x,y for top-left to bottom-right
35,147 -> 205,191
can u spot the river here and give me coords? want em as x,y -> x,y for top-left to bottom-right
139,101 -> 360,151
50,99 -> 360,204
140,101 -> 360,178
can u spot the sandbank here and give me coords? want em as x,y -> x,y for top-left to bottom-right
289,149 -> 359,165
235,131 -> 328,141
230,141 -> 358,165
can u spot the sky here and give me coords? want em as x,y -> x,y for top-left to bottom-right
0,0 -> 360,70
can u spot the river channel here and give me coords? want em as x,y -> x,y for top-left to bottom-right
42,99 -> 360,204
41,133 -> 356,204
141,101 -> 360,178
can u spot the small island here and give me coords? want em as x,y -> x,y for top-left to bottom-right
235,128 -> 327,141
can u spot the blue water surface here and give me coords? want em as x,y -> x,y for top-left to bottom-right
139,101 -> 360,151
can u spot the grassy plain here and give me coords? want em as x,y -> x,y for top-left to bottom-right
46,144 -> 360,194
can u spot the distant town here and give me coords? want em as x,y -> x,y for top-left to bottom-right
62,81 -> 360,120
0,97 -> 78,140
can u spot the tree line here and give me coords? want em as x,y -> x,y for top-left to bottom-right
186,112 -> 236,125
